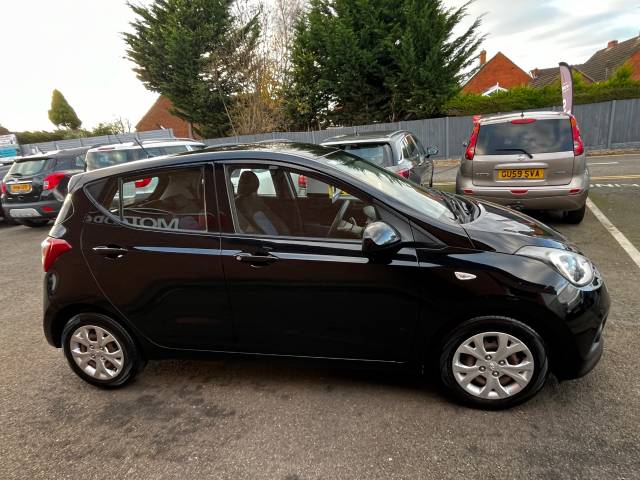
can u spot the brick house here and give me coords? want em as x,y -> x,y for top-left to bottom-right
530,36 -> 640,87
462,50 -> 531,95
136,95 -> 196,138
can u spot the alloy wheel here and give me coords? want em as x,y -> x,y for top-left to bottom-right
452,331 -> 535,399
69,325 -> 125,380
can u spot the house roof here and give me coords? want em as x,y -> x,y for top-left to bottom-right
579,36 -> 640,82
462,52 -> 531,94
530,36 -> 640,87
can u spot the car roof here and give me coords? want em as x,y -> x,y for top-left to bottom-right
86,139 -> 204,153
70,142 -> 342,189
478,110 -> 570,126
14,146 -> 91,162
321,130 -> 407,145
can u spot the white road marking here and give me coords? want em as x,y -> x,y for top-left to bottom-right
586,198 -> 640,270
589,161 -> 619,165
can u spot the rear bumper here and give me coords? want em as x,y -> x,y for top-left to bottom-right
456,172 -> 589,211
1,199 -> 61,220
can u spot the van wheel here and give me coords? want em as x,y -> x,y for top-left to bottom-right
439,317 -> 549,409
62,313 -> 143,388
20,219 -> 50,228
565,204 -> 586,224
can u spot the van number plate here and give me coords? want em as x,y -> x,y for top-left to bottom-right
497,169 -> 544,180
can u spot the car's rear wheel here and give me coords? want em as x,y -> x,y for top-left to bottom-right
62,313 -> 143,388
565,204 -> 586,224
439,317 -> 549,409
20,219 -> 50,228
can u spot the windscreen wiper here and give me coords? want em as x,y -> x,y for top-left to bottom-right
495,148 -> 533,159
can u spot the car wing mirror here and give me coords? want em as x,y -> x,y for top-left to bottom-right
362,221 -> 401,255
426,146 -> 439,158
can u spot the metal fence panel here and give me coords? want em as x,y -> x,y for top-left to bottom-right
610,98 -> 640,149
573,102 -> 611,149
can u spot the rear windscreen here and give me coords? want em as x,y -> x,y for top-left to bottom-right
336,143 -> 393,167
9,159 -> 51,176
475,119 -> 574,155
85,149 -> 145,171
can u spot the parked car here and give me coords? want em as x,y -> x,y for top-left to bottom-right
456,111 -> 588,223
0,157 -> 17,223
85,139 -> 205,171
1,147 -> 88,227
321,130 -> 437,188
42,142 -> 608,409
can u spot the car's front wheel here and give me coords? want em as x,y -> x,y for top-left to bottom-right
439,317 -> 549,409
62,313 -> 143,388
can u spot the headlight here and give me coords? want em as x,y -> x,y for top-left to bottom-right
516,246 -> 594,286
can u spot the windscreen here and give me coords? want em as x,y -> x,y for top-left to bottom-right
338,143 -> 393,167
85,149 -> 145,171
9,158 -> 50,176
323,151 -> 455,222
475,118 -> 574,155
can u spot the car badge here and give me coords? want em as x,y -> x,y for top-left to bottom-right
454,272 -> 476,281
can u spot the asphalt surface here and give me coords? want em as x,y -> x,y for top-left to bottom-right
1,154 -> 640,480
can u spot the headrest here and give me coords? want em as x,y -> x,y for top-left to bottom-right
237,170 -> 260,196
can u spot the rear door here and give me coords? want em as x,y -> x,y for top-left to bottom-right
3,157 -> 53,202
81,164 -> 235,350
471,117 -> 575,187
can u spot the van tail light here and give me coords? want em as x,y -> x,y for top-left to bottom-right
41,237 -> 72,272
297,175 -> 307,188
43,172 -> 66,191
570,115 -> 584,156
1,181 -> 6,194
398,169 -> 411,178
134,178 -> 152,188
465,123 -> 480,160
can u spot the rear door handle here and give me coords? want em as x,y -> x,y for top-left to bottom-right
93,246 -> 128,257
234,252 -> 278,265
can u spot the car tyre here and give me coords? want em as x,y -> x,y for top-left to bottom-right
62,313 -> 143,388
20,219 -> 50,228
439,316 -> 549,409
565,204 -> 586,224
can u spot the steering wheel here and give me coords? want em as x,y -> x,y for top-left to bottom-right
328,199 -> 351,237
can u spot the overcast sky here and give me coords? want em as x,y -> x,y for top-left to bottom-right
1,0 -> 639,132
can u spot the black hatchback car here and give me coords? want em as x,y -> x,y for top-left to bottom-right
42,142 -> 609,409
2,147 -> 88,227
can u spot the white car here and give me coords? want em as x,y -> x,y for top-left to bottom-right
85,139 -> 205,172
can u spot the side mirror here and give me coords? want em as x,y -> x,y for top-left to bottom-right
362,221 -> 401,255
426,146 -> 439,157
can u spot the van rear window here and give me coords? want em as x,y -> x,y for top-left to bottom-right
475,119 -> 574,155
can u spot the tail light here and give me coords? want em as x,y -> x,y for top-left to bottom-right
297,175 -> 307,188
465,123 -> 480,160
511,118 -> 536,124
41,237 -> 72,272
1,181 -> 5,194
398,169 -> 410,178
134,178 -> 152,188
43,172 -> 66,191
570,115 -> 584,156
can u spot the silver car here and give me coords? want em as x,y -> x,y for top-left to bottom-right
456,111 -> 588,223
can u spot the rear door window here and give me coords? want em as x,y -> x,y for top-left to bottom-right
475,118 -> 574,155
9,158 -> 51,176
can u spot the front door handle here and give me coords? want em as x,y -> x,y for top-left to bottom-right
234,252 -> 278,265
93,246 -> 128,258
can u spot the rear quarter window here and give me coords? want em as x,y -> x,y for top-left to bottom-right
475,118 -> 574,155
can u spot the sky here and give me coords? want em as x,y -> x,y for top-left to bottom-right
1,0 -> 639,132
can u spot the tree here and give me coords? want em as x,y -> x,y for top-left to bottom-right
0,125 -> 9,135
91,118 -> 133,136
285,0 -> 484,129
48,89 -> 82,130
123,0 -> 260,138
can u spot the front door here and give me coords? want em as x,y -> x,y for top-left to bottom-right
217,161 -> 422,362
81,165 -> 234,350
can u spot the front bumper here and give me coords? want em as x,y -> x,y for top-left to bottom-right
456,173 -> 589,211
1,199 -> 61,220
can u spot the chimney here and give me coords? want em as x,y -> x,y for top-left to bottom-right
607,40 -> 618,49
479,50 -> 487,66
531,68 -> 540,78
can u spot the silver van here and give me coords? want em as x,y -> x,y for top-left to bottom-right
456,111 -> 588,223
